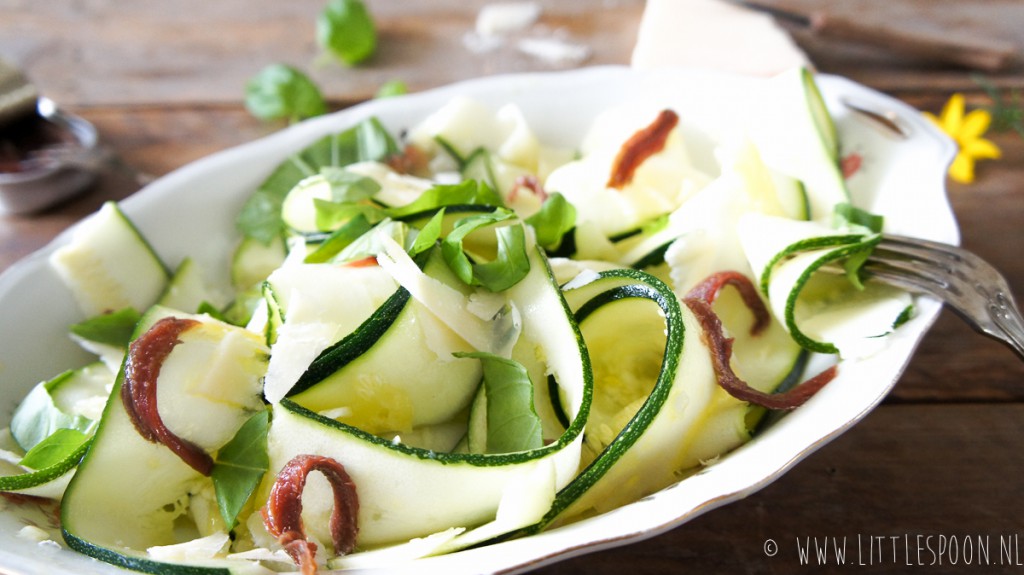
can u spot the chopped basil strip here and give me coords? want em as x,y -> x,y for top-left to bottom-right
409,208 -> 446,257
455,352 -> 543,454
211,410 -> 271,528
237,117 -> 398,244
388,180 -> 504,219
69,307 -> 141,348
442,209 -> 530,291
526,192 -> 576,251
20,428 -> 90,470
305,214 -> 375,264
10,372 -> 94,452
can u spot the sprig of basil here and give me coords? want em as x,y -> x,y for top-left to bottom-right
236,117 -> 399,244
211,410 -> 271,528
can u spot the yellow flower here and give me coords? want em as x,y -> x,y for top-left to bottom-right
923,93 -> 1002,183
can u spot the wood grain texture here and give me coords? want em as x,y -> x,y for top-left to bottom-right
0,1 -> 1022,574
534,404 -> 1024,574
0,0 -> 644,108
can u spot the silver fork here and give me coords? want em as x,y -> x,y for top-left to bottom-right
863,234 -> 1024,360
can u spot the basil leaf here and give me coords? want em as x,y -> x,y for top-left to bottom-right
69,307 -> 141,348
244,64 -> 327,123
833,202 -> 884,234
305,214 -> 375,264
317,0 -> 377,66
474,224 -> 530,292
843,244 -> 876,291
455,352 -> 543,454
196,301 -> 229,322
832,203 -> 884,290
336,219 -> 408,264
409,208 -> 445,257
387,180 -> 503,219
314,198 -> 387,232
320,167 -> 382,203
375,79 -> 408,99
10,372 -> 95,452
212,410 -> 270,528
442,210 -> 530,291
525,192 -> 576,250
236,117 -> 398,244
19,428 -> 90,470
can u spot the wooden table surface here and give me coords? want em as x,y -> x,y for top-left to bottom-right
2,1 -> 1023,573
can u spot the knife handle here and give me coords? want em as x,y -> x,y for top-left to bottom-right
809,12 -> 1018,72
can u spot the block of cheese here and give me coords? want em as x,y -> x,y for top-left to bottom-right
631,0 -> 811,76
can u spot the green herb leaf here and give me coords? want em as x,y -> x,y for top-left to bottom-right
196,301 -> 229,322
526,192 -> 577,250
212,410 -> 270,529
335,219 -> 408,264
842,245 -> 873,291
317,0 -> 377,66
69,307 -> 141,348
314,198 -> 388,232
320,167 -> 382,203
387,180 -> 504,219
236,117 -> 398,244
455,352 -> 543,454
442,210 -> 530,292
376,79 -> 408,99
19,428 -> 89,470
475,224 -> 530,291
245,64 -> 327,123
833,203 -> 884,234
409,208 -> 445,257
10,371 -> 96,452
305,214 -> 375,264
831,204 -> 883,290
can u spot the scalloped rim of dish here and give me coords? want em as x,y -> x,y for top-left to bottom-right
0,66 -> 956,575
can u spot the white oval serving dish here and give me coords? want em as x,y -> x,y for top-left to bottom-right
0,66 -> 956,575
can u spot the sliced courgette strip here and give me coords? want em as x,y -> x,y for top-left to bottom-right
745,67 -> 848,221
60,308 -> 269,574
49,201 -> 170,318
537,270 -> 712,524
739,213 -> 913,356
1,361 -> 112,497
538,265 -> 805,527
256,241 -> 592,553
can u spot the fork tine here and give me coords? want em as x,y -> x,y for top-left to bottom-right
861,258 -> 954,296
874,235 -> 965,269
864,234 -> 1024,361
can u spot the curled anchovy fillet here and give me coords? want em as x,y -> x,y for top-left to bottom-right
685,272 -> 837,410
262,454 -> 360,575
686,271 -> 770,336
121,316 -> 213,475
607,109 -> 679,189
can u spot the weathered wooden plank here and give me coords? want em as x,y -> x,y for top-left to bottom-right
0,0 -> 643,108
534,403 -> 1024,573
5,0 -> 1020,109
